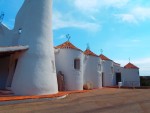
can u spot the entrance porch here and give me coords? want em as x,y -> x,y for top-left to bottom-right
0,46 -> 28,90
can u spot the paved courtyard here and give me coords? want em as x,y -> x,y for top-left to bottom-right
0,88 -> 150,113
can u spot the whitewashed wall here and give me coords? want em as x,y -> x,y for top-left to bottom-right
113,63 -> 121,85
11,0 -> 58,95
102,60 -> 114,86
121,68 -> 140,87
55,49 -> 84,91
0,24 -> 14,46
83,55 -> 102,88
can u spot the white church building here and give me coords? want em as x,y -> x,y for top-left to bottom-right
83,48 -> 102,89
0,0 -> 140,96
55,40 -> 84,91
121,62 -> 140,87
99,54 -> 114,87
99,54 -> 140,87
0,0 -> 58,95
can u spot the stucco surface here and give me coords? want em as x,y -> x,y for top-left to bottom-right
102,60 -> 114,86
121,68 -> 140,87
11,0 -> 58,95
55,49 -> 84,91
0,88 -> 150,113
83,55 -> 102,88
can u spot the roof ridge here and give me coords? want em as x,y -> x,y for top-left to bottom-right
55,41 -> 82,51
124,62 -> 139,69
84,49 -> 98,57
99,54 -> 111,61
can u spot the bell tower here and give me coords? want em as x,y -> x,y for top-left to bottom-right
11,0 -> 58,95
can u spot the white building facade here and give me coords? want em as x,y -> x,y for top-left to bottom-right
83,49 -> 102,89
0,0 -> 141,96
100,54 -> 114,86
121,63 -> 140,87
113,62 -> 122,86
0,0 -> 58,95
55,41 -> 84,91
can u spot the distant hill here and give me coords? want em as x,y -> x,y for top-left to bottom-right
140,76 -> 150,86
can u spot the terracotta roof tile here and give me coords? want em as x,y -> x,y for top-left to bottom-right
55,41 -> 82,51
99,54 -> 111,61
84,49 -> 98,57
124,62 -> 139,69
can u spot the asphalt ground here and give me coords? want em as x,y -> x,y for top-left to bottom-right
0,88 -> 149,113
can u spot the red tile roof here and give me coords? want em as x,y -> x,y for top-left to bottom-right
99,54 -> 111,61
55,41 -> 82,51
124,62 -> 139,69
84,49 -> 98,57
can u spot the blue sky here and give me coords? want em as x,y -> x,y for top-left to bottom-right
0,0 -> 150,76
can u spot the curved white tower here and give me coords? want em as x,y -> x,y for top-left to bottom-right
55,41 -> 84,91
83,49 -> 102,88
100,54 -> 114,86
11,0 -> 58,95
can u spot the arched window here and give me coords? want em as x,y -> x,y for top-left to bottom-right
74,59 -> 80,70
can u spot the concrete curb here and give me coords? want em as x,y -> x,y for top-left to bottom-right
0,94 -> 68,106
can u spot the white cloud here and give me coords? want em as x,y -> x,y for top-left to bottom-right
101,0 -> 129,8
131,39 -> 140,43
56,34 -> 66,40
53,11 -> 100,32
74,0 -> 99,13
115,39 -> 141,48
89,16 -> 97,21
74,0 -> 129,13
115,6 -> 150,24
132,7 -> 150,21
114,14 -> 137,24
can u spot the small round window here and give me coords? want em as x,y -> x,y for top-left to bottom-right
18,28 -> 22,34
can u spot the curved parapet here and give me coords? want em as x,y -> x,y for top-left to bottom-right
83,49 -> 102,89
55,49 -> 84,91
11,0 -> 58,95
0,24 -> 14,46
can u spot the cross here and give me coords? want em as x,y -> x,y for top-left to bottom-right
0,12 -> 4,23
66,34 -> 71,41
129,57 -> 130,63
101,49 -> 103,54
87,43 -> 90,50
